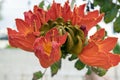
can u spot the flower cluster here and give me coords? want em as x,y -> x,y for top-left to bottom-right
7,0 -> 120,77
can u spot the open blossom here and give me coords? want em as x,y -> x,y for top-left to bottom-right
7,10 -> 41,52
7,19 -> 37,52
7,0 -> 104,68
34,28 -> 67,68
79,29 -> 120,69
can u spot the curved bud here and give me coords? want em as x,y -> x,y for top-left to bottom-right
65,33 -> 74,51
70,35 -> 83,55
65,27 -> 75,40
75,26 -> 85,42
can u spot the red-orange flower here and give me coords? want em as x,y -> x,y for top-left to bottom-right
7,1 -> 104,68
79,29 -> 120,69
8,1 -> 103,51
34,28 -> 67,68
7,7 -> 43,52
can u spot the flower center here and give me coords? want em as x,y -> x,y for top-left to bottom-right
43,41 -> 52,56
40,17 -> 86,55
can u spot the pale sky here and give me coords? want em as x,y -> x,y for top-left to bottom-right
0,0 -> 83,33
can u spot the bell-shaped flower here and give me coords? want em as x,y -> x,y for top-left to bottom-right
34,28 -> 67,68
79,29 -> 120,69
7,10 -> 42,52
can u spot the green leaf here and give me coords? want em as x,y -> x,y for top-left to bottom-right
113,43 -> 120,54
68,54 -> 77,61
86,66 -> 92,75
92,67 -> 107,76
94,0 -> 113,11
61,46 -> 69,59
96,25 -> 101,30
94,0 -> 105,6
100,2 -> 114,13
39,0 -> 44,9
32,71 -> 43,80
47,4 -> 50,10
104,7 -> 118,23
118,0 -> 120,3
50,60 -> 61,77
75,59 -> 85,70
114,14 -> 120,33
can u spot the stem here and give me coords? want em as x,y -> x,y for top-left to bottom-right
43,68 -> 47,75
41,69 -> 47,80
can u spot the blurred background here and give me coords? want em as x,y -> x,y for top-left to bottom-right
0,0 -> 120,80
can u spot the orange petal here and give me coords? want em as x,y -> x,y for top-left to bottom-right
33,5 -> 40,13
45,28 -> 67,45
46,1 -> 62,21
90,28 -> 105,42
92,52 -> 120,69
88,13 -> 104,30
108,52 -> 120,68
34,37 -> 61,68
7,28 -> 34,51
16,19 -> 33,34
84,10 -> 99,18
88,13 -> 104,31
24,10 -> 41,35
79,39 -> 120,69
34,6 -> 46,24
78,4 -> 86,17
24,10 -> 33,24
79,41 -> 120,69
80,13 -> 104,31
99,37 -> 118,52
31,15 -> 41,32
79,42 -> 99,66
79,42 -> 98,57
79,18 -> 94,30
62,0 -> 72,21
72,6 -> 81,25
